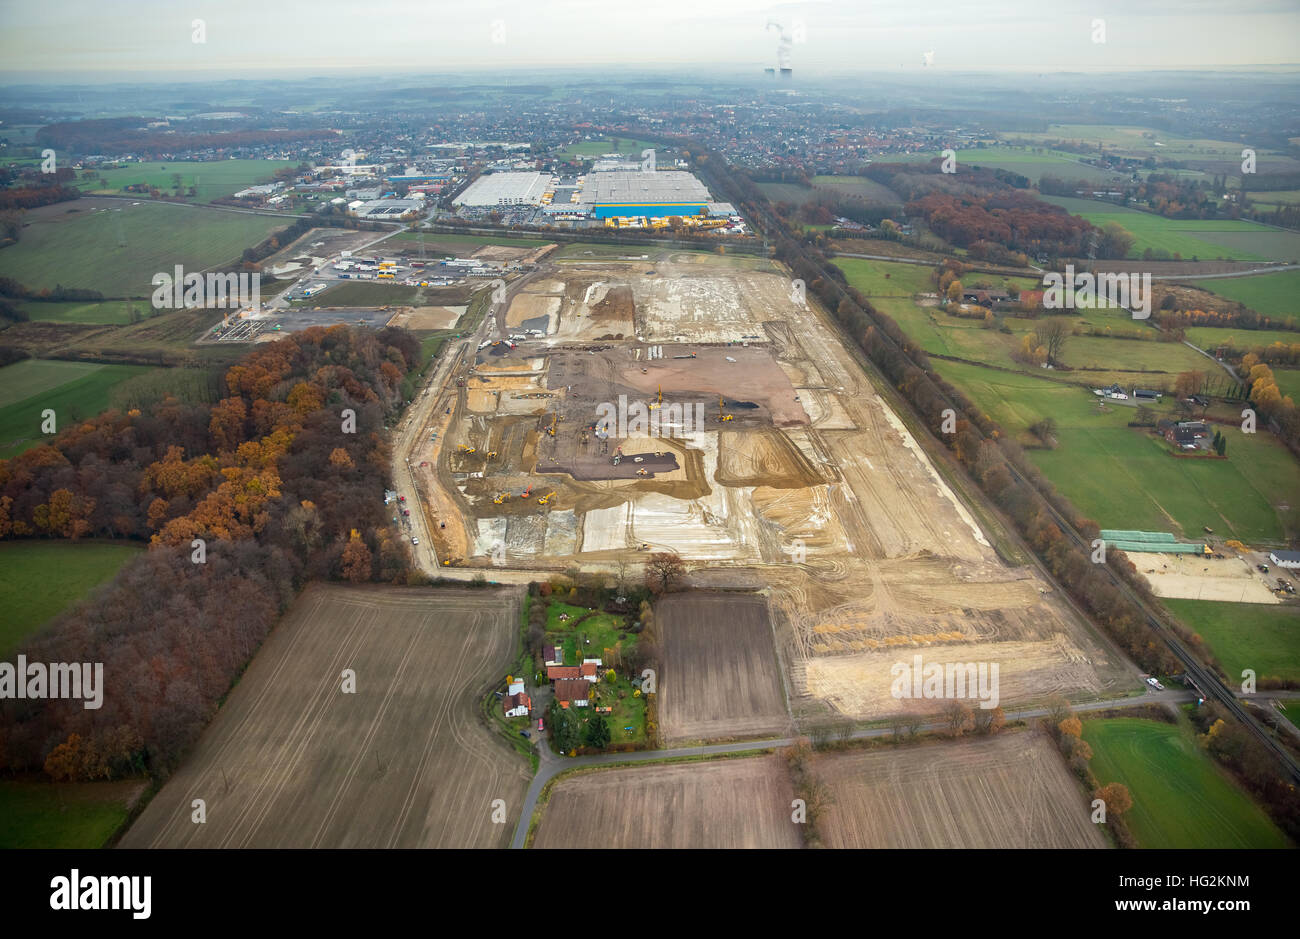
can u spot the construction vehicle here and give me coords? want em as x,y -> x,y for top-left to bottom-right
636,468 -> 648,476
547,413 -> 557,437
717,395 -> 733,422
457,444 -> 477,453
485,450 -> 498,460
538,491 -> 557,506
493,492 -> 511,504
649,385 -> 662,410
522,484 -> 533,498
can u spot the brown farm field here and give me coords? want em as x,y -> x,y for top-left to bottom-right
121,583 -> 530,848
656,592 -> 792,744
532,755 -> 802,848
817,732 -> 1107,849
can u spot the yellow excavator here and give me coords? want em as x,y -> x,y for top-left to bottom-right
538,491 -> 557,505
648,385 -> 662,410
493,492 -> 511,504
717,395 -> 733,422
546,413 -> 557,437
457,444 -> 477,453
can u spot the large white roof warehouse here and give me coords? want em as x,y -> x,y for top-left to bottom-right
454,171 -> 549,206
577,170 -> 711,208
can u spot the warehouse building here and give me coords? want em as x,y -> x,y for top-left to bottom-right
578,170 -> 713,218
454,171 -> 550,207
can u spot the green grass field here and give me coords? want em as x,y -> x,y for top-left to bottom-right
760,175 -> 904,208
554,137 -> 658,162
0,779 -> 144,849
13,299 -> 148,325
1082,717 -> 1289,848
1279,700 -> 1300,730
932,359 -> 1300,542
891,145 -> 1123,184
0,202 -> 287,296
0,360 -> 155,459
72,159 -> 297,202
1243,188 -> 1300,206
1041,196 -> 1300,262
1009,124 -> 1300,172
1272,369 -> 1300,400
835,256 -> 937,296
1163,599 -> 1300,684
1183,326 -> 1300,353
1190,270 -> 1300,324
0,541 -> 142,657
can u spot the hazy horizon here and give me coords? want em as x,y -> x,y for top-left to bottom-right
2,0 -> 1298,80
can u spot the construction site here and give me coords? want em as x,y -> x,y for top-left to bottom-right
396,247 -> 1137,724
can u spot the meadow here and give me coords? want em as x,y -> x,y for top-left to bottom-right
554,137 -> 658,162
72,159 -> 298,202
0,540 -> 142,657
0,201 -> 287,296
1191,269 -> 1300,323
1082,717 -> 1289,848
1041,196 -> 1300,263
0,780 -> 143,849
890,145 -> 1123,184
932,359 -> 1300,543
1163,599 -> 1300,685
12,299 -> 146,325
0,359 -> 156,458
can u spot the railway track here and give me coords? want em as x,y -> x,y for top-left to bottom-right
733,184 -> 1300,784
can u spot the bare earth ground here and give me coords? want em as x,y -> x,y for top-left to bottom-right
120,584 -> 529,848
386,305 -> 466,330
400,251 -> 1138,729
817,732 -> 1108,849
532,755 -> 802,848
656,592 -> 793,744
1136,552 -> 1282,604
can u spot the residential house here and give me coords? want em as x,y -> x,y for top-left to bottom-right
554,680 -> 591,708
504,677 -> 531,718
1163,420 -> 1209,449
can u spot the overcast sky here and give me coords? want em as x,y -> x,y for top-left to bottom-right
2,0 -> 1298,79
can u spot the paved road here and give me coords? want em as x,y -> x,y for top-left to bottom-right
508,686 -> 1300,848
507,689 -> 1202,849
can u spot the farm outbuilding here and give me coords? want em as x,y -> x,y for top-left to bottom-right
1269,550 -> 1300,570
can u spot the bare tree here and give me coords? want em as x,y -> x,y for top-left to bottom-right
645,551 -> 685,594
1033,318 -> 1070,366
973,705 -> 1006,735
943,700 -> 974,737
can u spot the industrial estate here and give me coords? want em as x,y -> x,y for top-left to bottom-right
1,8 -> 1298,898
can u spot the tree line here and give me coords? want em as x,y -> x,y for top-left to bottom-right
0,325 -> 423,782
